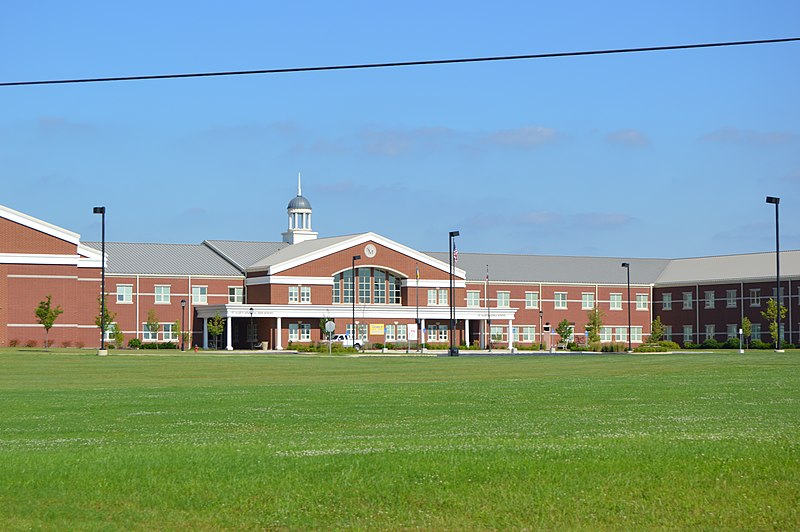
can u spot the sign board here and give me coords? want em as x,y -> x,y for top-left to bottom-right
408,323 -> 418,341
324,321 -> 336,333
370,323 -> 385,335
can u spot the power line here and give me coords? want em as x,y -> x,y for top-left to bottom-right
2,37 -> 798,88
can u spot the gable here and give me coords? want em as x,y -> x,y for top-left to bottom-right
0,216 -> 77,256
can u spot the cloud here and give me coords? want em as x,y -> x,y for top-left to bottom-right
702,127 -> 797,145
359,126 -> 455,156
606,129 -> 650,147
483,126 -> 558,148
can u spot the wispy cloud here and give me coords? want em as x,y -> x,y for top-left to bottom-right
359,126 -> 455,156
702,127 -> 797,145
483,126 -> 558,148
606,129 -> 650,147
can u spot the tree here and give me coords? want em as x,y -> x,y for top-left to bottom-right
94,295 -> 117,347
111,323 -> 124,349
648,316 -> 665,344
741,316 -> 751,348
146,309 -> 160,350
34,295 -> 63,350
555,319 -> 573,348
760,298 -> 788,348
172,320 -> 181,346
208,312 -> 225,350
585,307 -> 604,343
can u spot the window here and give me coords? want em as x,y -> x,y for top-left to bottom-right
332,273 -> 341,304
610,293 -> 622,310
705,324 -> 715,340
683,325 -> 693,344
772,287 -> 785,305
103,322 -> 117,342
162,323 -> 177,341
751,323 -> 761,341
525,292 -> 539,309
682,292 -> 693,310
727,324 -> 737,339
155,285 -> 170,304
357,324 -> 368,342
288,323 -> 299,342
662,293 -> 672,310
300,286 -> 311,304
467,291 -> 480,308
704,291 -> 715,309
385,324 -> 395,342
388,274 -> 401,304
439,290 -> 448,306
117,284 -> 133,304
521,326 -> 536,342
288,286 -> 299,303
664,326 -> 672,341
192,286 -> 207,304
726,290 -> 737,308
490,326 -> 504,342
582,293 -> 595,310
300,323 -> 311,342
631,326 -> 642,343
600,327 -> 612,342
554,292 -> 568,309
615,327 -> 627,342
397,324 -> 407,341
373,271 -> 386,304
142,323 -> 158,341
497,291 -> 510,308
358,268 -> 371,304
343,271 -> 354,304
428,325 -> 447,342
749,288 -> 761,307
228,287 -> 243,304
635,294 -> 648,310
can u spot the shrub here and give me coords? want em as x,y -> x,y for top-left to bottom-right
61,340 -> 72,348
658,341 -> 681,351
634,344 -> 668,353
700,338 -> 721,349
722,338 -> 740,349
372,343 -> 384,350
25,340 -> 38,348
751,339 -> 772,350
684,342 -> 700,349
128,338 -> 143,349
601,342 -> 627,353
75,342 -> 85,349
783,343 -> 796,349
9,339 -> 18,347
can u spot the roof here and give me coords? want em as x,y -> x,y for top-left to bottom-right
247,234 -> 363,271
288,195 -> 312,210
426,252 -> 670,285
655,250 -> 800,285
84,242 -> 243,276
203,240 -> 289,271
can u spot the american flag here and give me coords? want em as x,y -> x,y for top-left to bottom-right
453,245 -> 458,264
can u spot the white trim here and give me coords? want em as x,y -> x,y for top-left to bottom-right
0,204 -> 81,246
247,275 -> 333,286
194,303 -> 516,321
8,274 -> 79,280
0,253 -> 81,265
404,278 -> 466,289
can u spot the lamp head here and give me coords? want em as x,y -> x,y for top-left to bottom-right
766,196 -> 780,205
93,206 -> 105,214
353,254 -> 361,261
449,230 -> 460,237
621,262 -> 630,268
180,299 -> 186,308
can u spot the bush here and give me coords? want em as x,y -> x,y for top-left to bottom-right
75,342 -> 85,349
128,338 -> 143,349
61,340 -> 72,348
139,342 -> 177,350
722,338 -> 740,349
750,339 -> 772,350
9,339 -> 18,347
25,340 -> 38,348
684,342 -> 700,349
783,343 -> 796,349
372,343 -> 384,350
700,338 -> 721,349
601,342 -> 627,353
658,341 -> 681,351
634,344 -> 668,353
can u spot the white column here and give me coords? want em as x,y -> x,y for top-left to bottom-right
226,317 -> 233,350
421,319 -> 426,344
275,317 -> 283,350
508,319 -> 514,350
203,317 -> 208,349
479,319 -> 485,349
464,319 -> 470,348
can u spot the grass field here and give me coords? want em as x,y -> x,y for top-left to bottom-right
1,349 -> 798,530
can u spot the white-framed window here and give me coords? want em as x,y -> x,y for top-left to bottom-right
631,326 -> 642,343
705,324 -> 715,340
373,270 -> 386,304
521,326 -> 536,342
358,268 -> 371,304
467,291 -> 481,308
228,286 -> 243,304
357,324 -> 368,342
288,323 -> 299,342
162,323 -> 177,341
662,293 -> 672,310
582,293 -> 595,310
142,323 -> 158,341
343,271 -> 354,304
154,285 -> 170,304
682,292 -> 693,310
600,327 -> 612,342
438,290 -> 448,306
772,287 -> 785,305
490,326 -> 505,342
704,291 -> 715,309
397,324 -> 407,341
664,326 -> 672,341
300,323 -> 311,342
300,286 -> 311,304
388,274 -> 401,304
103,322 -> 117,342
727,324 -> 738,339
615,327 -> 627,342
525,292 -> 539,309
635,294 -> 648,310
288,286 -> 299,303
497,291 -> 510,308
751,323 -> 761,341
683,325 -> 693,344
554,292 -> 568,309
428,289 -> 448,306
332,273 -> 341,304
192,286 -> 207,304
428,325 -> 447,343
610,293 -> 622,311
385,324 -> 396,342
749,288 -> 761,307
726,290 -> 737,308
117,284 -> 133,304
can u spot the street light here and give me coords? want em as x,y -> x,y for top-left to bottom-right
93,206 -> 106,354
352,254 -> 361,348
621,262 -> 632,352
249,307 -> 254,350
449,230 -> 460,356
539,309 -> 543,351
766,196 -> 782,351
180,299 -> 187,351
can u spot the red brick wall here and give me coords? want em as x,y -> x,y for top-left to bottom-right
0,218 -> 75,255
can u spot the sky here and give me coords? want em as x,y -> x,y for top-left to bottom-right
1,1 -> 798,259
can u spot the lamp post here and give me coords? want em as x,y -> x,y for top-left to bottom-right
180,299 -> 186,351
249,307 -> 254,350
766,196 -> 782,351
539,309 -> 543,351
449,230 -> 460,356
352,254 -> 360,347
93,206 -> 106,355
621,262 -> 632,352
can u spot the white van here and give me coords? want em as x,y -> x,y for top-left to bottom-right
331,334 -> 363,350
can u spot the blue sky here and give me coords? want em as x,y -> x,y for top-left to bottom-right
2,1 -> 798,258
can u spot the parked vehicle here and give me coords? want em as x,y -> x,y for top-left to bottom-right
331,334 -> 362,349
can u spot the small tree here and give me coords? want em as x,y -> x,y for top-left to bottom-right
172,320 -> 181,346
34,295 -> 63,350
95,295 -> 117,348
146,309 -> 160,350
760,298 -> 788,348
112,323 -> 124,349
648,316 -> 665,344
555,319 -> 573,348
585,307 -> 604,343
208,312 -> 225,350
741,316 -> 751,348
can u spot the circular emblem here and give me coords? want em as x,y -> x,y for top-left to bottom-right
364,244 -> 377,258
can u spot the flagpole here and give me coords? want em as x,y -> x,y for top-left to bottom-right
486,264 -> 491,352
415,263 -> 420,352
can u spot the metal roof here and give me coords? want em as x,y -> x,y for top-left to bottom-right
247,234 -> 363,271
655,250 -> 800,285
203,240 -> 289,271
426,252 -> 670,285
84,242 -> 243,277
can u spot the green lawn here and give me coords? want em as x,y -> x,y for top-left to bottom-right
0,349 -> 798,530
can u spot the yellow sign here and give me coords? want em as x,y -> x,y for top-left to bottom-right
369,323 -> 385,335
